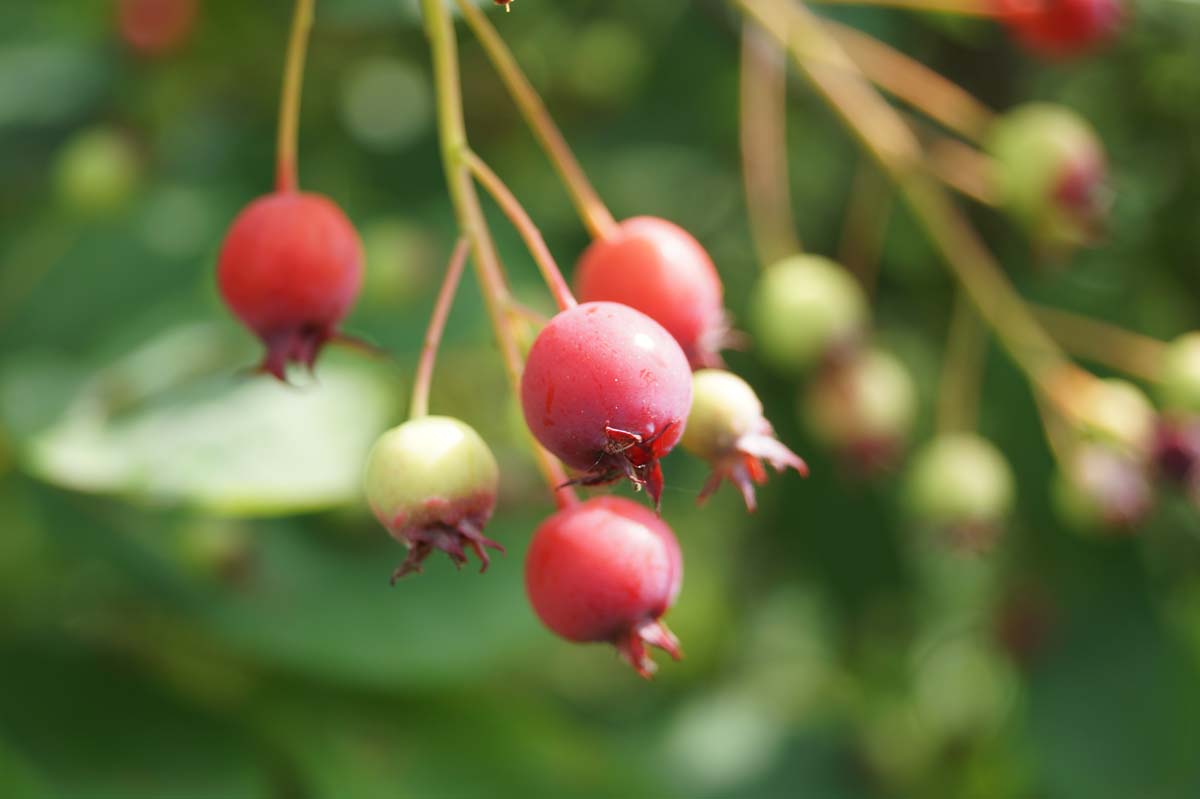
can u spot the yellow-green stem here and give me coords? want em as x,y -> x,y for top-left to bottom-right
1033,305 -> 1167,383
936,291 -> 986,433
838,160 -> 892,295
411,238 -> 470,419
808,0 -> 993,14
276,0 -> 314,193
741,20 -> 802,266
421,0 -> 576,508
455,0 -> 617,240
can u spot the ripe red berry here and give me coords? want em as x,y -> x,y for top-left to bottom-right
525,496 -> 682,678
681,369 -> 808,511
364,416 -> 502,582
118,0 -> 198,57
575,217 -> 729,369
217,192 -> 364,380
994,0 -> 1123,58
520,301 -> 693,508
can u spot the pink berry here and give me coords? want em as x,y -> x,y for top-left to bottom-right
520,301 -> 693,508
118,0 -> 198,57
575,217 -> 729,369
994,0 -> 1123,58
217,192 -> 364,380
525,496 -> 683,678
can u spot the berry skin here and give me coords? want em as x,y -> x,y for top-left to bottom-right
520,301 -> 693,509
1074,378 -> 1156,455
118,0 -> 198,57
1053,443 -> 1153,532
803,349 -> 917,473
1153,417 -> 1200,487
994,0 -> 1122,58
681,369 -> 808,511
988,104 -> 1109,251
1159,333 -> 1200,414
905,434 -> 1016,550
364,416 -> 502,582
750,255 -> 868,372
575,217 -> 729,369
525,496 -> 682,678
217,192 -> 364,380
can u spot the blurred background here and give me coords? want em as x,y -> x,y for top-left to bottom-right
3,0 -> 1200,797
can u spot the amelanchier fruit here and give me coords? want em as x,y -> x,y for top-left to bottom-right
575,217 -> 731,369
905,433 -> 1016,550
994,0 -> 1123,58
682,369 -> 808,511
520,301 -> 693,509
525,496 -> 683,679
364,416 -> 503,582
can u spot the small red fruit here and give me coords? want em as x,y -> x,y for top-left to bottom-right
994,0 -> 1123,57
520,301 -> 693,508
118,0 -> 198,57
525,496 -> 683,678
575,217 -> 729,369
217,192 -> 364,380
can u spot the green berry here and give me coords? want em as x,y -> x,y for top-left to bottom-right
750,255 -> 868,372
1052,444 -> 1153,532
55,127 -> 140,216
682,369 -> 807,510
363,415 -> 502,581
1076,378 -> 1156,455
987,103 -> 1107,248
1159,332 -> 1200,414
905,433 -> 1015,544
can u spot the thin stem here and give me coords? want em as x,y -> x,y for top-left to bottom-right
1033,305 -> 1168,383
411,238 -> 470,419
808,0 -> 994,15
925,134 -> 998,207
462,150 -> 577,311
741,20 -> 802,265
276,0 -> 315,193
936,291 -> 987,433
422,0 -> 577,508
825,20 -> 995,143
838,160 -> 892,296
736,0 -> 1088,409
454,0 -> 618,240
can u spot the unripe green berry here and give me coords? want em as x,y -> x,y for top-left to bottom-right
987,103 -> 1107,249
363,415 -> 502,580
804,349 -> 917,468
750,255 -> 868,372
55,127 -> 140,216
905,434 -> 1015,542
1075,378 -> 1156,455
682,369 -> 807,510
1159,332 -> 1200,414
1052,444 -> 1153,532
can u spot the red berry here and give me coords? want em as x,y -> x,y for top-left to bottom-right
994,0 -> 1123,58
525,496 -> 683,678
118,0 -> 198,57
520,301 -> 693,508
575,217 -> 729,369
217,192 -> 364,380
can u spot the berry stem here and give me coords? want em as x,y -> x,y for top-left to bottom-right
411,238 -> 470,419
421,0 -> 577,509
825,20 -> 996,144
462,149 -> 578,311
1032,305 -> 1167,382
740,20 -> 803,266
838,161 -> 892,296
937,291 -> 987,433
275,0 -> 315,193
735,0 -> 1090,411
454,0 -> 618,241
925,134 -> 998,206
807,0 -> 994,15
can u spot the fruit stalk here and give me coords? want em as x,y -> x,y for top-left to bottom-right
837,161 -> 892,295
937,291 -> 987,433
454,0 -> 618,240
741,20 -> 802,265
276,0 -> 315,193
462,150 -> 577,311
1033,305 -> 1167,382
806,0 -> 993,15
421,0 -> 576,507
411,238 -> 470,419
737,0 -> 1084,410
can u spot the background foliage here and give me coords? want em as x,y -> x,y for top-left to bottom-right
2,1 -> 1200,796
